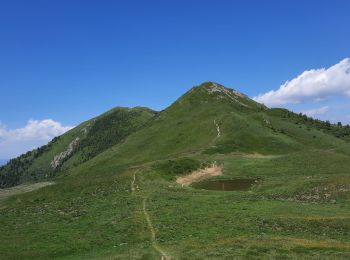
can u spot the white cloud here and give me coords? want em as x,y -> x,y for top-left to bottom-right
0,119 -> 73,159
254,58 -> 350,107
302,106 -> 329,117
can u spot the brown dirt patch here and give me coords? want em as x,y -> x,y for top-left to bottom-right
176,164 -> 223,186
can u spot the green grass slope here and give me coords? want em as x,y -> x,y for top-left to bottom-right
72,82 -> 348,172
0,107 -> 156,188
0,82 -> 349,259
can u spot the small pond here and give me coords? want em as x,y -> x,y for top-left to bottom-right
193,179 -> 256,191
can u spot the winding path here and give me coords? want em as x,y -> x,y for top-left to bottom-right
130,171 -> 170,259
131,172 -> 137,192
142,198 -> 170,259
214,119 -> 221,138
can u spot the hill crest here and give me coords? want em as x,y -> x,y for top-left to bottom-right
1,82 -> 350,188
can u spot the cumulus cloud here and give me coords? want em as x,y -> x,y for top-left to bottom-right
0,119 -> 73,159
302,106 -> 329,117
254,58 -> 350,107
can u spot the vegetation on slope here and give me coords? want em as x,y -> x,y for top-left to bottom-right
0,107 -> 156,188
153,158 -> 204,181
71,107 -> 156,165
267,108 -> 350,142
0,136 -> 62,187
0,82 -> 349,259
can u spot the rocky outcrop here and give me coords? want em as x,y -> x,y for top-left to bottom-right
205,83 -> 249,107
50,137 -> 80,169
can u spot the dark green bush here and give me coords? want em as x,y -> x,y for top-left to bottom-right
153,158 -> 201,180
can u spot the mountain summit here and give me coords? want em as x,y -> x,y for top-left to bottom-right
179,81 -> 262,110
197,81 -> 248,99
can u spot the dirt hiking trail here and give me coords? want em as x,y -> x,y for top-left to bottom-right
143,198 -> 171,259
130,170 -> 171,259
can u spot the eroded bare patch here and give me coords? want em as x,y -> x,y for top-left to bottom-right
176,163 -> 223,186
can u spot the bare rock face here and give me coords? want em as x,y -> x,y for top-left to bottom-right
205,83 -> 249,107
205,82 -> 246,97
50,137 -> 80,169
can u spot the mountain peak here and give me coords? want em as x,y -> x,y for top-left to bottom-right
197,81 -> 247,99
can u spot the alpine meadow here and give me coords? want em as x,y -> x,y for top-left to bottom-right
0,82 -> 349,259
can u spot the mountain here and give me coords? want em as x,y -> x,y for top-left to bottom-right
0,107 -> 156,188
0,82 -> 349,259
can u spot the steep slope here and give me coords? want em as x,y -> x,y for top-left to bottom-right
0,107 -> 156,187
73,82 -> 348,174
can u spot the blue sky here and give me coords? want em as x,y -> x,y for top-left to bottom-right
0,0 -> 350,158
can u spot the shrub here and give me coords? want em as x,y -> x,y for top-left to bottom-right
153,158 -> 201,180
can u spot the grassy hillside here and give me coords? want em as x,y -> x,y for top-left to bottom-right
0,82 -> 349,259
0,107 -> 156,188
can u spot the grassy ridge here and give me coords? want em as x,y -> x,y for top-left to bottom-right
0,107 -> 156,188
0,82 -> 349,258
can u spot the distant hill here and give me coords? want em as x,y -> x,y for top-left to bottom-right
0,107 -> 156,187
